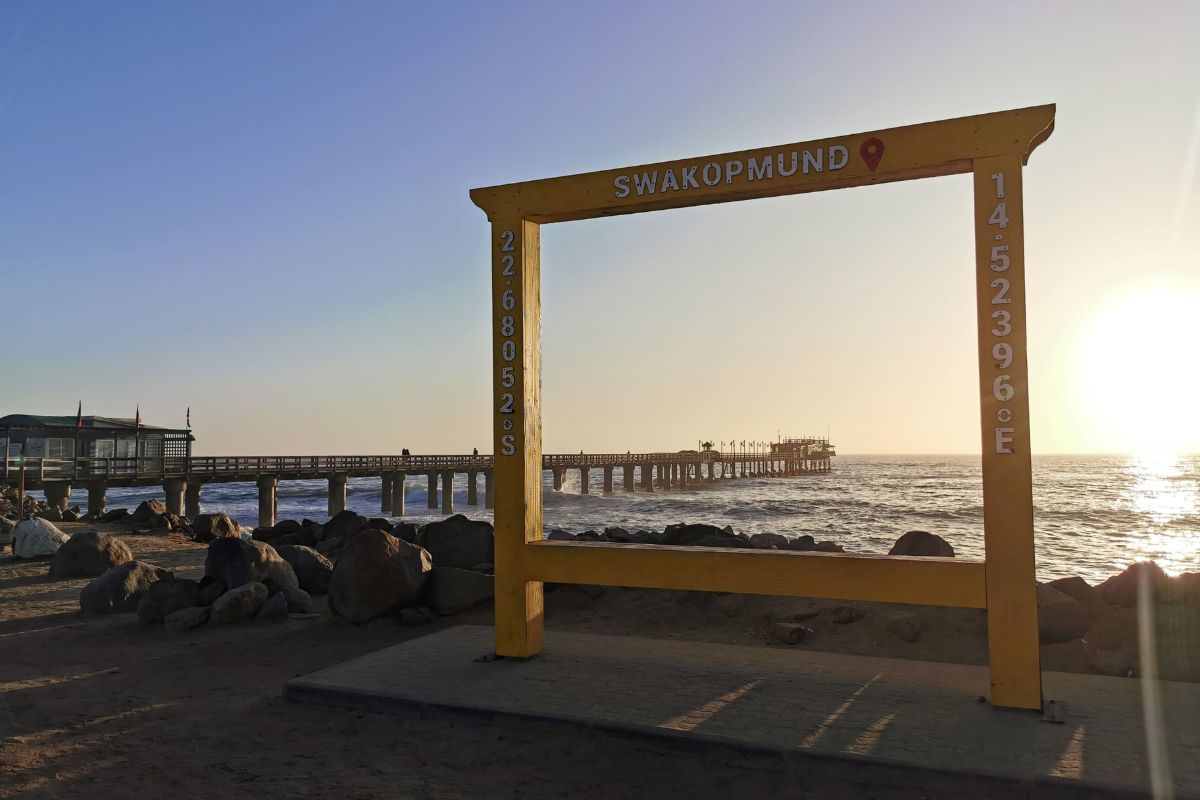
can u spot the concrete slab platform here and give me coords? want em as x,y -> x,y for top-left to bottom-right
286,626 -> 1199,798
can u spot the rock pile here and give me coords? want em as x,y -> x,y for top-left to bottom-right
0,483 -> 52,523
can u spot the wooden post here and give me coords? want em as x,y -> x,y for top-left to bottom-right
974,155 -> 1041,710
490,217 -> 543,658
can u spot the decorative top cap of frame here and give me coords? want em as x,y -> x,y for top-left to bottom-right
471,104 -> 1054,224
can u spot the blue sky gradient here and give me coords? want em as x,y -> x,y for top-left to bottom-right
2,1 -> 1198,454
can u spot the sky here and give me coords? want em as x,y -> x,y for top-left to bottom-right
2,0 -> 1198,456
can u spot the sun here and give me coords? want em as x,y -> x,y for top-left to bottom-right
1077,287 -> 1200,454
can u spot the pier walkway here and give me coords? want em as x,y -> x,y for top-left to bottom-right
4,440 -> 834,528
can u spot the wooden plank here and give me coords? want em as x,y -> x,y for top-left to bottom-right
470,106 -> 1054,223
523,541 -> 986,609
973,155 -> 1042,710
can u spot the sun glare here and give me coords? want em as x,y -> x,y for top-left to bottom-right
1078,287 -> 1200,454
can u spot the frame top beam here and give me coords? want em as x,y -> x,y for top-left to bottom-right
471,105 -> 1054,224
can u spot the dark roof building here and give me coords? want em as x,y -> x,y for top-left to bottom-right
0,414 -> 193,460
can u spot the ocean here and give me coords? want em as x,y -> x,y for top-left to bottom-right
61,453 -> 1199,585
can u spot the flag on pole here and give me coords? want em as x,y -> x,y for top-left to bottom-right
75,401 -> 83,430
186,406 -> 191,429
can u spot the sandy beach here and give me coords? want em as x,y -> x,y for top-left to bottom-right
3,518 -> 1195,799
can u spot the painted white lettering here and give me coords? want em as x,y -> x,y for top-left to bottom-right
747,155 -> 772,181
724,159 -> 744,184
681,165 -> 700,189
614,175 -> 631,198
701,162 -> 721,186
660,169 -> 680,192
633,171 -> 658,196
995,428 -> 1014,454
802,149 -> 823,174
777,152 -> 799,177
828,145 -> 848,170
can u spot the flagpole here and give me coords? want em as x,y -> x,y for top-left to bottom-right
74,401 -> 82,483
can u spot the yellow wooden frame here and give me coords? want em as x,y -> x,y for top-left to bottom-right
471,105 -> 1055,710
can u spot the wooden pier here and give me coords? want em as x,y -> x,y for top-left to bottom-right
3,439 -> 834,527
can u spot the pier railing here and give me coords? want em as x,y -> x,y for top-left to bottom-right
1,450 -> 835,486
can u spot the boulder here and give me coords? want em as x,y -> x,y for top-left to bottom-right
546,529 -> 576,541
771,623 -> 813,645
885,612 -> 923,643
831,605 -> 865,624
328,529 -> 432,624
661,523 -> 726,547
137,578 -> 200,624
689,533 -> 753,549
13,518 -> 70,559
1096,561 -> 1172,607
209,581 -> 269,625
420,515 -> 494,569
1037,582 -> 1090,643
365,517 -> 392,532
192,513 -> 239,543
48,531 -> 132,579
398,607 -> 433,627
631,530 -> 663,545
275,545 -> 333,595
1041,640 -> 1095,673
195,575 -> 227,607
323,509 -> 369,545
127,499 -> 167,526
392,522 -> 420,545
0,516 -> 14,551
61,508 -> 80,522
749,532 -> 787,549
812,541 -> 845,553
272,519 -> 303,537
278,583 -> 313,614
255,591 -> 289,622
889,531 -> 955,558
316,536 -> 344,556
164,605 -> 210,632
1046,576 -> 1107,620
426,567 -> 494,616
603,527 -> 632,542
36,507 -> 63,522
1090,647 -> 1137,678
783,535 -> 818,551
1083,607 -> 1136,652
80,561 -> 173,615
203,537 -> 298,590
248,540 -> 298,588
575,530 -> 601,541
99,508 -> 130,523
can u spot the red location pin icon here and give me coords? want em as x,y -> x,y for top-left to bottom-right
860,137 -> 884,172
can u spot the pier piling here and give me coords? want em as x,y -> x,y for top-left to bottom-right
391,473 -> 406,517
328,474 -> 347,516
163,477 -> 185,517
441,471 -> 454,514
257,476 -> 278,528
43,482 -> 70,513
185,482 -> 202,518
87,482 -> 107,518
